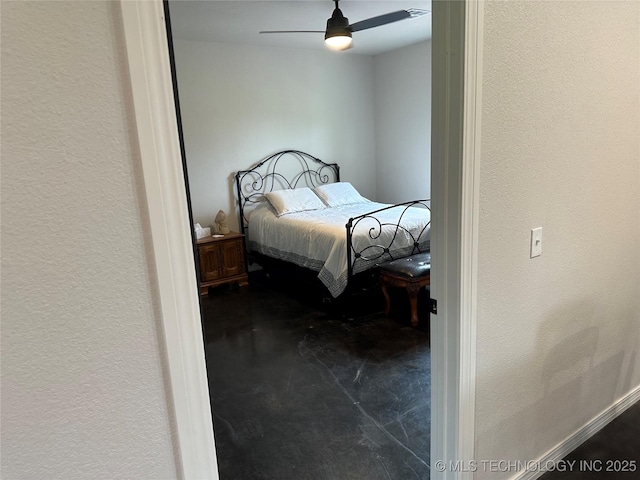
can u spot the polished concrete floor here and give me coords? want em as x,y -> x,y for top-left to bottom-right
539,400 -> 640,480
201,269 -> 640,480
201,270 -> 431,480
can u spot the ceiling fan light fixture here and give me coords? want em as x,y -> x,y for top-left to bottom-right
259,0 -> 422,52
324,4 -> 352,51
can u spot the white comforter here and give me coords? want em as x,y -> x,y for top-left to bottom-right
248,201 -> 430,297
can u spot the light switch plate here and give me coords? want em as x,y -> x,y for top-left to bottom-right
530,227 -> 542,258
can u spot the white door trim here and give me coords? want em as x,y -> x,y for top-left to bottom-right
431,1 -> 483,478
120,1 -> 218,478
459,0 -> 484,470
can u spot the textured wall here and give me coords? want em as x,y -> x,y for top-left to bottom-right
374,40 -> 431,204
475,0 -> 640,475
172,39 -> 377,231
1,1 -> 178,478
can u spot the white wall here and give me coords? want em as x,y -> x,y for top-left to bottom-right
1,2 -> 178,478
475,0 -> 640,474
373,41 -> 431,204
173,40 -> 377,231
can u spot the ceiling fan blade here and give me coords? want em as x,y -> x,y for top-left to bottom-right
349,10 -> 411,32
259,30 -> 324,34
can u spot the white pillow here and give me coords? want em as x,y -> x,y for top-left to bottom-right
313,182 -> 367,207
264,187 -> 326,216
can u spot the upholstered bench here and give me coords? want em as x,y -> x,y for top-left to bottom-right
379,252 -> 431,327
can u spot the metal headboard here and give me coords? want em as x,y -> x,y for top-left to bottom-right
235,150 -> 340,236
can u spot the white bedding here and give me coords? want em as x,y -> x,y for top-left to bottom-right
248,201 -> 430,297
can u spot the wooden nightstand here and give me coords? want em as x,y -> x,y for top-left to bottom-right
196,232 -> 249,295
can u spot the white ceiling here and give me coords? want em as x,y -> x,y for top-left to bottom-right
168,0 -> 432,56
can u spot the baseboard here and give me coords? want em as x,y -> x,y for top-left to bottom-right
511,384 -> 640,480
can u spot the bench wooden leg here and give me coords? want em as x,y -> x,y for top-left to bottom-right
380,271 -> 430,327
407,283 -> 421,327
381,279 -> 391,315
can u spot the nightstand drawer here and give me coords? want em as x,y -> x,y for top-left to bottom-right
198,243 -> 223,282
219,238 -> 245,277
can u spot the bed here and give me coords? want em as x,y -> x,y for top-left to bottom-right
235,150 -> 430,297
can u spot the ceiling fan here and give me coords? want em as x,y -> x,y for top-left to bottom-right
259,1 -> 429,51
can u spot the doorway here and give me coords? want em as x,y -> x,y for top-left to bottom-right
167,1 -> 432,478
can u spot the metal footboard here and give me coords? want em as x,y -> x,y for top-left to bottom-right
345,199 -> 431,284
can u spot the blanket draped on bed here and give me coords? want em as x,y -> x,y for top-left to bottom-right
248,201 -> 431,297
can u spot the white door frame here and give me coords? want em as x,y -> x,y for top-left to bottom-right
431,1 -> 483,479
120,1 -> 218,478
119,1 -> 483,478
